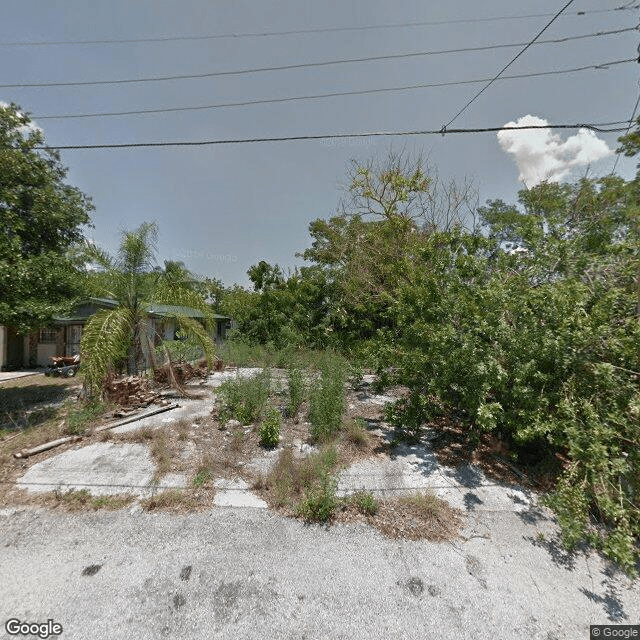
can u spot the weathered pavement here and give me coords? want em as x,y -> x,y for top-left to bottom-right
1,505 -> 637,640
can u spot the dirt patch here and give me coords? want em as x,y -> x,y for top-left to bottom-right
335,492 -> 463,542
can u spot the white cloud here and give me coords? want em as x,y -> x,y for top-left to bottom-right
0,100 -> 42,134
497,115 -> 613,186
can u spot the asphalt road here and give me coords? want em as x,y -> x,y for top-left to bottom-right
1,505 -> 637,640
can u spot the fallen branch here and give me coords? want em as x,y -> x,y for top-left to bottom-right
13,405 -> 179,459
14,435 -> 82,459
93,402 -> 179,433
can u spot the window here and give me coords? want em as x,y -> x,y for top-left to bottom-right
39,328 -> 58,344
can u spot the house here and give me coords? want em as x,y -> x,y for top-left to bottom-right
0,298 -> 231,369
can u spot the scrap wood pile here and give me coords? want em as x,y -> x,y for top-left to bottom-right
103,375 -> 170,408
154,358 -> 222,385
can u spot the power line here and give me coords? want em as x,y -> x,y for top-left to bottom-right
442,0 -> 577,130
28,121 -> 633,151
1,26 -> 634,90
34,58 -> 635,120
0,5 -> 637,46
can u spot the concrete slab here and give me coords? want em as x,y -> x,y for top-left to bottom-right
17,443 -> 156,497
246,449 -> 282,476
205,367 -> 263,388
0,370 -> 43,383
337,438 -> 536,514
213,478 -> 268,508
158,473 -> 187,490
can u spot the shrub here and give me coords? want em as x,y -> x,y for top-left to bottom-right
351,490 -> 379,516
217,368 -> 271,425
309,355 -> 346,441
296,473 -> 338,522
287,367 -> 306,417
260,405 -> 281,448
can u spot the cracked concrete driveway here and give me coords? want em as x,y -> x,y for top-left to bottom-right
1,503 -> 638,640
2,369 -> 638,638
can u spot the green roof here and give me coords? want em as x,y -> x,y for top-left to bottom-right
53,298 -> 230,323
146,304 -> 204,318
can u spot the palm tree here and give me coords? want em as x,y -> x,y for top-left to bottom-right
80,222 -> 217,394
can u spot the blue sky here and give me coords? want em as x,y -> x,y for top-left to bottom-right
2,1 -> 638,285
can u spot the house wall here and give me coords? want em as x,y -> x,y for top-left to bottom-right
37,343 -> 57,366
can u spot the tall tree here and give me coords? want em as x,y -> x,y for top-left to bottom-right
0,103 -> 93,333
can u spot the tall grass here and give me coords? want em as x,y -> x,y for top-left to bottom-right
308,354 -> 347,442
217,368 -> 271,425
286,367 -> 306,418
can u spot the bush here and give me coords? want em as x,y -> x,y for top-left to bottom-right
217,368 -> 271,425
373,180 -> 640,575
309,355 -> 346,441
351,490 -> 379,515
296,472 -> 338,522
259,405 -> 281,448
287,367 -> 306,417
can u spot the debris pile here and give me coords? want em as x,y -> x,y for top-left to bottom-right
104,376 -> 167,408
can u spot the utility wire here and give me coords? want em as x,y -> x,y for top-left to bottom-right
34,58 -> 635,120
0,26 -> 634,89
611,80 -> 640,175
0,5 -> 636,46
28,121 -> 633,151
441,0 -> 577,130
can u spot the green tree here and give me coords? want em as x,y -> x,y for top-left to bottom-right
80,222 -> 217,392
0,103 -> 93,333
381,176 -> 639,575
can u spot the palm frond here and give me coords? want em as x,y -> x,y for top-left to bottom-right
174,315 -> 218,367
153,280 -> 216,324
80,306 -> 133,393
117,222 -> 158,275
80,242 -> 114,271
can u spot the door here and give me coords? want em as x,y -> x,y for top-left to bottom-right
6,328 -> 24,368
65,325 -> 83,356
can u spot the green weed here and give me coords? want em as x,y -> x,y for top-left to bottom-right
286,367 -> 306,417
309,355 -> 346,442
217,369 -> 271,426
193,467 -> 213,487
259,405 -> 281,448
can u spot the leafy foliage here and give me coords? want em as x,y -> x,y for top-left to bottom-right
286,367 -> 306,418
308,354 -> 347,442
259,405 -> 281,448
217,369 -> 271,426
0,103 -> 93,333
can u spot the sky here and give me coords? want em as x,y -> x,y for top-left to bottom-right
1,1 -> 638,286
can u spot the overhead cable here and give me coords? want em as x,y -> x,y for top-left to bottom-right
26,121 -> 633,151
0,26 -> 634,89
34,58 -> 635,120
441,0 -> 577,130
0,5 -> 636,46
